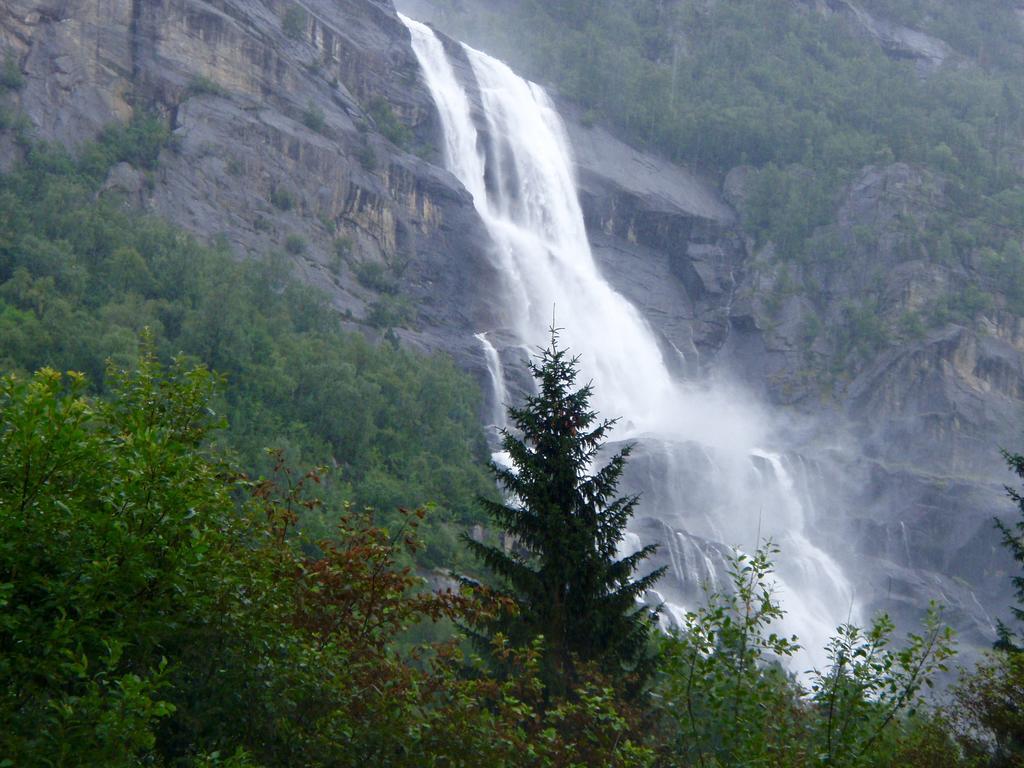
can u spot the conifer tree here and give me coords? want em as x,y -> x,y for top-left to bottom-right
996,449 -> 1024,652
465,328 -> 665,692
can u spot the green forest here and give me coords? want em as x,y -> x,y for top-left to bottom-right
2,316 -> 1022,766
0,113 -> 496,568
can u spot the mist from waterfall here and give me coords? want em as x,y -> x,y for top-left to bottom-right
402,14 -> 856,669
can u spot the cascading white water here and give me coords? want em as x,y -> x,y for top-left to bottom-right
474,331 -> 508,428
403,15 -> 674,428
402,14 -> 855,669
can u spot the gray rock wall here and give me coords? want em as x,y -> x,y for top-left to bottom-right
0,0 -> 505,370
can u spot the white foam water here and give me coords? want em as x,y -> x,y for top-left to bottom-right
474,331 -> 508,429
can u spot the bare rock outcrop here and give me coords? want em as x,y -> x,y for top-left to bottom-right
0,0 -> 508,368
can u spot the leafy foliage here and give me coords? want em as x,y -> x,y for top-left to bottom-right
0,358 -> 239,764
807,606 -> 956,766
0,359 -> 653,767
270,185 -> 294,210
654,544 -> 805,767
465,329 -> 664,693
301,100 -> 326,133
996,448 -> 1024,651
353,259 -> 400,294
77,113 -> 171,175
0,55 -> 24,92
367,95 -> 412,148
947,651 -> 1024,767
653,542 -> 957,768
284,233 -> 307,254
186,75 -> 228,98
282,4 -> 308,41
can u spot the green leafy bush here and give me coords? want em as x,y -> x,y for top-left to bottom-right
282,4 -> 308,40
366,294 -> 414,328
301,100 -> 326,133
0,359 -> 234,764
355,137 -> 376,170
653,542 -> 956,768
353,259 -> 398,293
367,96 -> 411,147
284,233 -> 307,255
186,75 -> 227,98
270,185 -> 295,211
0,55 -> 24,91
329,235 -> 354,273
76,113 -> 171,175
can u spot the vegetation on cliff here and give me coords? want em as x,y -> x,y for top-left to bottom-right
0,117 -> 495,565
427,0 -> 1024,374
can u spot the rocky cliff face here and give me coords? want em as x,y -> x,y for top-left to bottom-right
0,0 -> 505,370
1,0 -> 1021,650
572,135 -> 1019,647
581,138 -> 1020,645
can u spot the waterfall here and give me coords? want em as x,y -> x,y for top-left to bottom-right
402,14 -> 855,670
474,331 -> 508,428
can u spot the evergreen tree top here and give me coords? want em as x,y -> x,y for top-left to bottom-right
464,327 -> 664,694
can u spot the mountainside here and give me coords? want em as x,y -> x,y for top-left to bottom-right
1,0 -> 505,361
2,0 -> 1024,652
399,0 -> 1024,649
